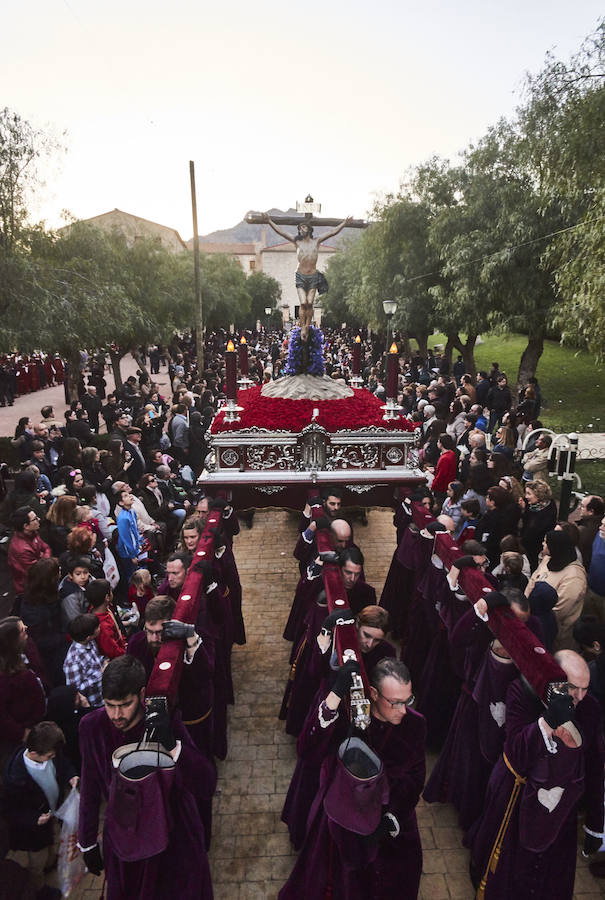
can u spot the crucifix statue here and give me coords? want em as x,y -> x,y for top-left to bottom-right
245,196 -> 368,341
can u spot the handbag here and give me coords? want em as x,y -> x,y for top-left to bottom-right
105,740 -> 176,861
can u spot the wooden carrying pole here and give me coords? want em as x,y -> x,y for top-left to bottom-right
190,161 -> 204,373
146,508 -> 221,704
309,495 -> 371,731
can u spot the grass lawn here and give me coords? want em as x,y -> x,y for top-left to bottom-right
413,332 -> 605,435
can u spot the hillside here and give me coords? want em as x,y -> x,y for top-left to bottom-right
188,208 -> 362,250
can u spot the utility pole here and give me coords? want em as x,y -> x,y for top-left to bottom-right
189,161 -> 204,373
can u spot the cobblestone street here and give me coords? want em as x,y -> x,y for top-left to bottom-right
64,508 -> 605,899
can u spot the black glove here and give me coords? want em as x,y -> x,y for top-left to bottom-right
583,833 -> 602,857
332,660 -> 361,699
307,560 -> 323,580
194,558 -> 214,578
162,620 -> 196,641
145,704 -> 177,751
209,497 -> 228,512
321,608 -> 354,633
485,591 -> 509,610
318,550 -> 340,565
309,495 -> 322,507
83,844 -> 103,876
315,515 -> 331,531
543,692 -> 575,730
376,811 -> 400,839
453,555 -> 476,569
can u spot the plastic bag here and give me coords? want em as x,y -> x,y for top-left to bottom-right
103,545 -> 120,589
55,786 -> 86,897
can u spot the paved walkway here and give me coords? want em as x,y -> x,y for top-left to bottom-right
67,508 -> 605,900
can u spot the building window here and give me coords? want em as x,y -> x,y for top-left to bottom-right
249,260 -> 255,270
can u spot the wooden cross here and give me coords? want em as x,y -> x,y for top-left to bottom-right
245,194 -> 368,229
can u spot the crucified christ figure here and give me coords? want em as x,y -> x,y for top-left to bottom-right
266,214 -> 352,341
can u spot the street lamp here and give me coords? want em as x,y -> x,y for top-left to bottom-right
382,299 -> 398,369
264,306 -> 272,330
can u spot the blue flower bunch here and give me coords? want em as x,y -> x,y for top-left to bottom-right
285,326 -> 325,376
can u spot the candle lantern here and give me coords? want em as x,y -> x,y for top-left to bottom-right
237,335 -> 254,391
352,335 -> 361,375
226,340 -> 237,399
386,342 -> 398,399
238,336 -> 249,376
382,342 -> 401,421
223,340 -> 243,421
350,335 -> 363,389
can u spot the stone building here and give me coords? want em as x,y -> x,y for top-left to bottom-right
67,207 -> 353,324
61,208 -> 188,254
188,229 -> 337,324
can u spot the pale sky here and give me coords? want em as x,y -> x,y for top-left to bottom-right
3,0 -> 602,239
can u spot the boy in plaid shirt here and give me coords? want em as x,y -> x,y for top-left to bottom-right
63,614 -> 107,708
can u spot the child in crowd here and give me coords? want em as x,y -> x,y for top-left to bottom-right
496,550 -> 529,593
58,556 -> 93,629
86,580 -> 126,659
455,498 -> 480,542
63,614 -> 106,707
128,568 -> 154,618
3,722 -> 78,893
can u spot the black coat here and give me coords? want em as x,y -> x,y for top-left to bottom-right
486,385 -> 512,415
521,500 -> 558,570
3,747 -> 75,851
20,599 -> 68,687
124,440 -> 146,487
477,503 -> 521,567
138,487 -> 172,523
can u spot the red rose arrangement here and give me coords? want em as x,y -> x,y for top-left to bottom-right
211,386 -> 420,434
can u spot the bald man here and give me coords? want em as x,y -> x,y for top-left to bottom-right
293,517 -> 354,576
468,649 -> 605,899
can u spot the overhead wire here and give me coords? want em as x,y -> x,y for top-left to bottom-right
400,212 -> 605,286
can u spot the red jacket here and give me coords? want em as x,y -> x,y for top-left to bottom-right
94,610 -> 126,659
7,532 -> 51,594
432,449 -> 458,493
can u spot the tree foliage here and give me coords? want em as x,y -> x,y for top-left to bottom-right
235,269 -> 279,328
325,18 -> 604,380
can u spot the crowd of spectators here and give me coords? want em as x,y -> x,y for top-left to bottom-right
0,328 -> 604,898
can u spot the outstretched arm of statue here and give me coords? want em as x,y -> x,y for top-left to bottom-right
317,216 -> 353,245
266,216 -> 294,243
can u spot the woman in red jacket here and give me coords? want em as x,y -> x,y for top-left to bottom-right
432,433 -> 458,504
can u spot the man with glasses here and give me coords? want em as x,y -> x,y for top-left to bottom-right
279,657 -> 425,898
7,506 -> 51,597
127,595 -> 215,762
468,649 -> 605,898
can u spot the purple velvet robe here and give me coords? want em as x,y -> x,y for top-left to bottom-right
281,641 -> 397,850
127,631 -> 215,763
423,609 -> 517,830
412,565 -> 461,746
195,580 -> 232,761
280,602 -> 329,737
279,701 -> 426,899
78,708 -> 216,900
467,679 -> 605,899
215,542 -> 246,647
293,531 -> 317,576
284,574 -> 377,651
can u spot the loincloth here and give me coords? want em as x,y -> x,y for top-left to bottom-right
295,270 -> 329,295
